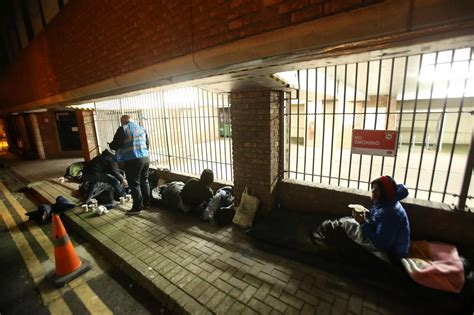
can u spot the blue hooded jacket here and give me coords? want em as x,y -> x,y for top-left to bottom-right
361,184 -> 410,258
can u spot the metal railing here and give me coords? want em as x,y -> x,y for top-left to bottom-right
94,87 -> 233,182
282,47 -> 473,210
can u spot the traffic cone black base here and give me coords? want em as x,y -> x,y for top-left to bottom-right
49,258 -> 91,287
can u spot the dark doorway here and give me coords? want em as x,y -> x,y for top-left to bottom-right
55,111 -> 81,151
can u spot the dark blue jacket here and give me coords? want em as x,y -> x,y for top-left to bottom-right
361,184 -> 410,258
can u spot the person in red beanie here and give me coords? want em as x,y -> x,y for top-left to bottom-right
352,175 -> 410,258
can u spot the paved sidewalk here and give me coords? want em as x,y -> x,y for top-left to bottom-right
64,203 -> 392,315
3,156 -> 426,314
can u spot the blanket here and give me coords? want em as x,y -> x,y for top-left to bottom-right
401,241 -> 465,293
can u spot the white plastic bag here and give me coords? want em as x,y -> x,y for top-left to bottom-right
232,187 -> 260,228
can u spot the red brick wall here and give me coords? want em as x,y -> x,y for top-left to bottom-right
0,0 -> 380,110
231,90 -> 281,213
76,111 -> 99,162
36,110 -> 82,159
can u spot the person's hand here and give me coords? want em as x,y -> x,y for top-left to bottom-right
122,179 -> 128,188
352,210 -> 365,224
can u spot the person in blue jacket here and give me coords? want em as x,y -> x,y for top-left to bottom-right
109,115 -> 150,215
352,175 -> 410,259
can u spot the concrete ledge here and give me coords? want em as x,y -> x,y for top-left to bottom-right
279,179 -> 474,247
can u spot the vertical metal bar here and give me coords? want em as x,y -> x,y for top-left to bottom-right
357,61 -> 370,190
392,56 -> 409,178
296,70 -> 301,180
303,70 -> 309,180
164,91 -> 176,171
206,90 -> 213,170
320,67 -> 327,183
186,87 -> 199,178
338,64 -> 347,186
368,59 -> 382,189
329,65 -> 337,185
182,88 -> 191,174
186,88 -> 194,175
404,54 -> 424,191
215,94 -> 223,180
180,89 -> 190,174
458,117 -> 474,211
210,91 -> 219,179
443,50 -> 472,203
381,58 -> 395,176
226,94 -> 233,181
348,63 -> 358,188
415,52 -> 439,198
93,102 -> 101,149
175,90 -> 184,172
287,90 -> 292,179
177,89 -> 187,173
152,92 -> 162,166
311,68 -> 318,182
220,94 -> 228,181
199,89 -> 209,168
429,51 -> 455,199
193,87 -> 202,173
279,91 -> 285,179
202,89 -> 208,173
151,92 -> 162,166
160,92 -> 172,170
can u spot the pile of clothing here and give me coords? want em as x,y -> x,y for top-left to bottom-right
26,196 -> 76,224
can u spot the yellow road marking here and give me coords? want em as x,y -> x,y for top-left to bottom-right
0,200 -> 71,314
0,182 -> 113,315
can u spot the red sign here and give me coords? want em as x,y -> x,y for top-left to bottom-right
351,130 -> 398,156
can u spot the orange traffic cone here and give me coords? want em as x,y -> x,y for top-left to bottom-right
50,214 -> 90,287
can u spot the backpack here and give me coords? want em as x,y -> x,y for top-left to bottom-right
214,204 -> 235,226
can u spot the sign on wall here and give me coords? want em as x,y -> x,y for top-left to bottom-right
351,130 -> 398,157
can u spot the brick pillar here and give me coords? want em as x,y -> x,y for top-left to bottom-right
231,90 -> 281,214
76,111 -> 99,162
29,114 -> 46,159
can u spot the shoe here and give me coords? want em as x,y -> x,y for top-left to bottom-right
126,209 -> 141,215
142,203 -> 151,210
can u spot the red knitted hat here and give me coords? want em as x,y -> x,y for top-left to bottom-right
372,176 -> 397,201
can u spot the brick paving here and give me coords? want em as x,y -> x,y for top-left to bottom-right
5,157 -> 425,315
54,197 -> 422,314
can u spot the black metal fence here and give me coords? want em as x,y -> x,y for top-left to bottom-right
282,47 -> 473,210
94,87 -> 233,182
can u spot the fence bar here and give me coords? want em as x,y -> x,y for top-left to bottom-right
381,58 -> 395,176
458,116 -> 474,211
368,59 -> 382,187
311,68 -> 318,182
321,67 -> 327,183
329,65 -> 337,185
296,70 -> 301,180
442,51 -> 472,203
303,70 -> 309,181
337,64 -> 347,186
348,63 -> 358,188
357,61 -> 370,189
392,56 -> 409,179
279,91 -> 286,179
415,52 -> 439,197
404,54 -> 423,189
